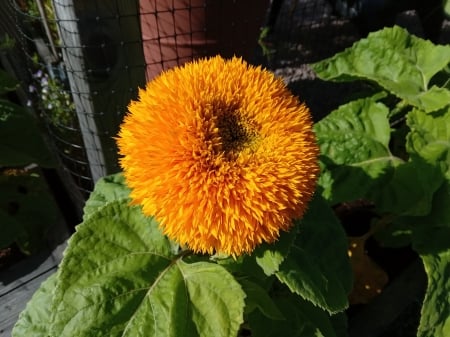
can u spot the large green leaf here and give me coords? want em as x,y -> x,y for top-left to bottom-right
315,98 -> 392,159
82,172 -> 131,221
247,295 -> 338,337
0,99 -> 55,167
412,183 -> 450,254
394,107 -> 450,217
0,174 -> 59,253
312,26 -> 450,112
411,180 -> 450,337
367,155 -> 444,216
275,195 -> 352,313
12,273 -> 57,337
314,97 -> 401,203
177,261 -> 245,337
410,174 -> 450,336
417,251 -> 450,337
240,279 -> 284,321
407,108 -> 450,178
254,224 -> 297,276
364,152 -> 444,247
50,200 -> 245,337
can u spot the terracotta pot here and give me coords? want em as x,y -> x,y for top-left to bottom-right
139,0 -> 269,80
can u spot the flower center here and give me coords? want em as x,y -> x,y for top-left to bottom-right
217,110 -> 257,156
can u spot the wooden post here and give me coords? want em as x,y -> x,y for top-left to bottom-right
52,0 -> 105,183
52,0 -> 146,183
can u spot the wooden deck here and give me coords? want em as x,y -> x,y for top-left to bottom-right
0,241 -> 67,337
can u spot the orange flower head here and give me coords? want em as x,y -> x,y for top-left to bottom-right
117,56 -> 319,256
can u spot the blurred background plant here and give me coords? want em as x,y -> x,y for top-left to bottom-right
9,0 -> 94,199
15,0 -> 60,46
28,66 -> 74,128
0,36 -> 60,263
17,0 -> 76,129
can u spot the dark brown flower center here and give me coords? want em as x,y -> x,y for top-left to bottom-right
217,110 -> 257,156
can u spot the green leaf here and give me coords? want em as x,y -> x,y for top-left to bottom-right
412,181 -> 450,254
314,97 -> 401,203
407,108 -> 450,178
392,106 -> 450,241
254,225 -> 297,276
50,200 -> 245,337
240,279 -> 284,320
317,103 -> 442,216
276,195 -> 352,313
178,261 -> 246,337
368,155 -> 444,216
248,295 -> 337,337
0,99 -> 56,167
315,98 -> 392,157
12,273 -> 56,337
82,172 -> 131,221
317,103 -> 445,215
410,180 -> 450,337
417,252 -> 450,337
276,246 -> 347,314
312,26 -> 450,112
0,174 -> 58,253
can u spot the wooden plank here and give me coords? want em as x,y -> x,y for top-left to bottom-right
0,242 -> 66,336
0,268 -> 56,337
0,242 -> 66,296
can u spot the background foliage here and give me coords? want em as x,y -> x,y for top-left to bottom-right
313,26 -> 450,337
0,68 -> 58,254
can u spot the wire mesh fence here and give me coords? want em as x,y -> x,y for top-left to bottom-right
3,0 -> 449,202
7,0 -> 93,201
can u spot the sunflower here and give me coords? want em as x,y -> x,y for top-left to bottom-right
117,56 -> 319,256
